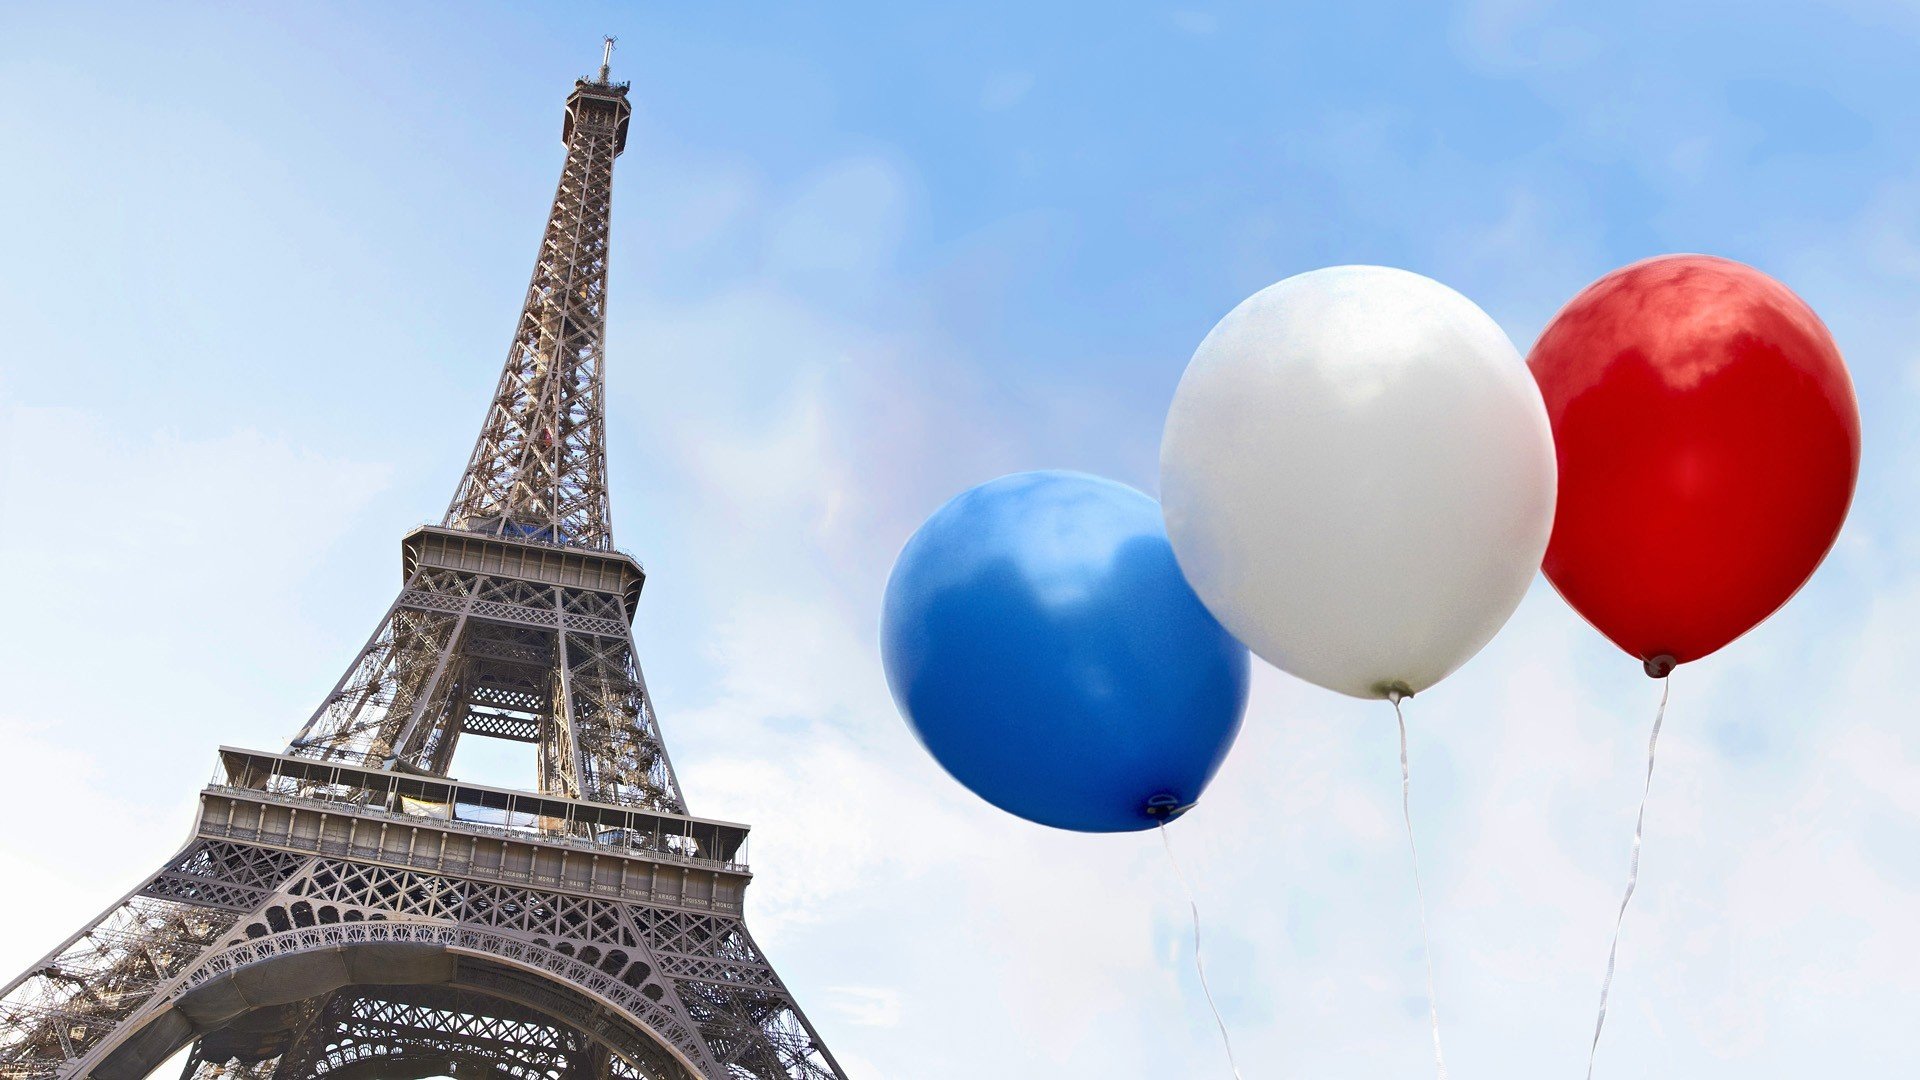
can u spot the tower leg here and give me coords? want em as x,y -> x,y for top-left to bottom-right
0,839 -> 308,1079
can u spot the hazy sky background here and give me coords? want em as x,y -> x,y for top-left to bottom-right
3,2 -> 1919,1077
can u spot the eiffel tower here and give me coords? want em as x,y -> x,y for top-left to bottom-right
0,40 -> 846,1080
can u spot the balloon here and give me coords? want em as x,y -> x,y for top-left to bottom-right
1160,265 -> 1557,699
881,471 -> 1250,833
1527,254 -> 1860,671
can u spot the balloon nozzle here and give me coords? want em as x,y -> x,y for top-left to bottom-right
1643,654 -> 1677,679
1144,793 -> 1193,821
1381,681 -> 1414,705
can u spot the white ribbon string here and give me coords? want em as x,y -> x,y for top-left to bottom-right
1390,694 -> 1450,1080
1585,673 -> 1671,1079
1158,822 -> 1245,1080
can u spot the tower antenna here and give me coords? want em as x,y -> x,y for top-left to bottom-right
598,35 -> 616,84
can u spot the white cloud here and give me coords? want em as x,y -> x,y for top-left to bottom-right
981,71 -> 1036,111
0,403 -> 389,977
765,157 -> 911,289
822,985 -> 904,1028
1170,10 -> 1220,37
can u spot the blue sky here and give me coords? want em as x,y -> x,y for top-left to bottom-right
3,2 -> 1919,1077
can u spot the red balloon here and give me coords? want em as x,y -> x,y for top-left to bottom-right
1528,255 -> 1860,671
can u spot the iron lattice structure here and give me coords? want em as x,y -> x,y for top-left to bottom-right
0,43 -> 846,1080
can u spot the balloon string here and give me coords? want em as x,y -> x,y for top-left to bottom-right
1585,672 -> 1671,1079
1157,821 -> 1245,1080
1390,694 -> 1450,1080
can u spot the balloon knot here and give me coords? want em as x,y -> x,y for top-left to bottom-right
1381,681 -> 1414,705
1144,793 -> 1193,821
1642,654 -> 1677,679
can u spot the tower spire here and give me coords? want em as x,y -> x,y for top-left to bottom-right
443,64 -> 632,550
599,35 -> 616,84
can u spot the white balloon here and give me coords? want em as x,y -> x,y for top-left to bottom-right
1160,265 -> 1556,699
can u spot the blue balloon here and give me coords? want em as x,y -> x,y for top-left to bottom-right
881,471 -> 1250,833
